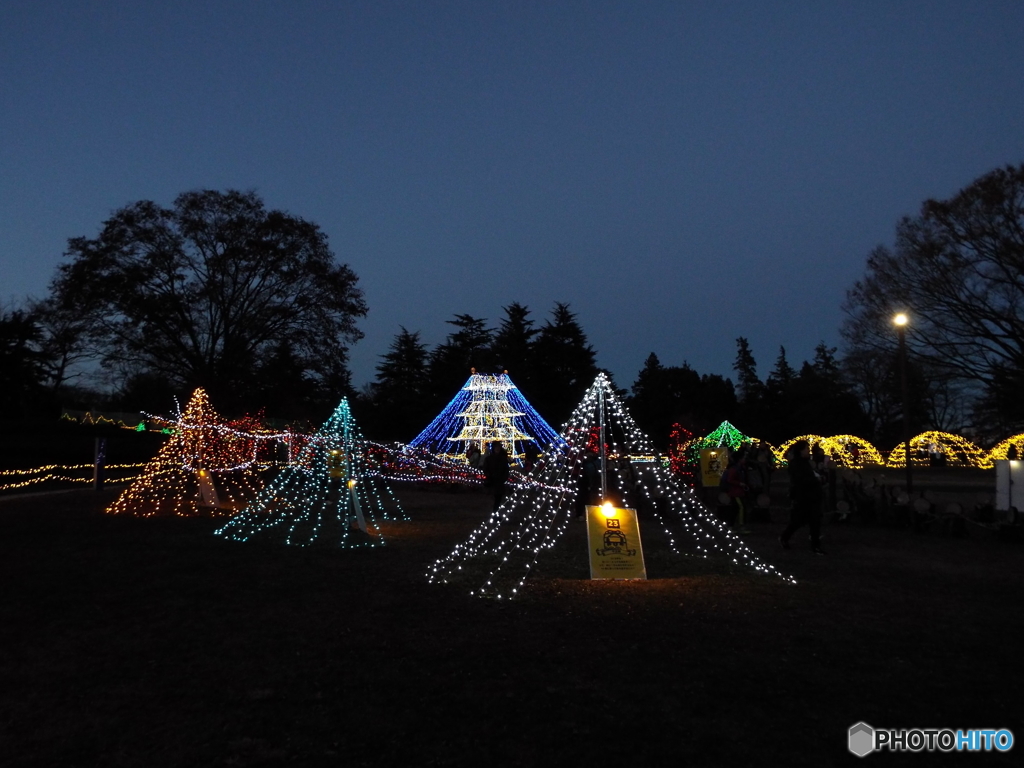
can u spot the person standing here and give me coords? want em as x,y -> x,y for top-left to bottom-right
754,440 -> 775,493
721,448 -> 749,530
780,439 -> 825,554
483,442 -> 511,512
575,450 -> 601,519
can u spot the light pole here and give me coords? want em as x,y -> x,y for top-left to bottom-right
893,312 -> 913,497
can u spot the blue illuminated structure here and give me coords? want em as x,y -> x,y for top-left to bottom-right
215,399 -> 406,547
408,372 -> 562,464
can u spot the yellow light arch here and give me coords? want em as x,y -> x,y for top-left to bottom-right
819,435 -> 884,468
885,431 -> 989,469
774,435 -> 825,465
987,433 -> 1024,464
775,434 -> 883,468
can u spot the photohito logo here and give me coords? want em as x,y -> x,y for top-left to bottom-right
848,723 -> 1014,756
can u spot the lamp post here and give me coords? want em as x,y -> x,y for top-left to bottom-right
893,312 -> 913,497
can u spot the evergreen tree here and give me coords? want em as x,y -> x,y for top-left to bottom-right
0,307 -> 48,417
698,373 -> 738,430
628,353 -> 738,448
490,302 -> 538,395
366,327 -> 432,441
732,337 -> 765,435
427,314 -> 496,408
733,338 -> 762,404
530,303 -> 598,426
763,346 -> 803,440
766,346 -> 797,398
627,353 -> 668,444
811,342 -> 841,384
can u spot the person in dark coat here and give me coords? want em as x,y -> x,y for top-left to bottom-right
483,442 -> 511,512
575,451 -> 601,519
721,447 -> 749,528
780,439 -> 826,554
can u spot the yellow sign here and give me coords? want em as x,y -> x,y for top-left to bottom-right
586,504 -> 646,580
699,448 -> 728,488
328,449 -> 347,479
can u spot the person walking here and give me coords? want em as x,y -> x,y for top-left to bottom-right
780,439 -> 826,554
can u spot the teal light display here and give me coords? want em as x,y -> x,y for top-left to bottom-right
215,399 -> 406,547
427,374 -> 793,598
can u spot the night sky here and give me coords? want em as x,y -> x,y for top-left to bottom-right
2,1 -> 1022,391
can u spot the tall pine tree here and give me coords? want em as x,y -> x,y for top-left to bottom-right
490,302 -> 538,396
530,303 -> 598,426
426,315 -> 496,409
366,327 -> 432,441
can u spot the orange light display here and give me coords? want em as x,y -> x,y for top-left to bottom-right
106,388 -> 270,517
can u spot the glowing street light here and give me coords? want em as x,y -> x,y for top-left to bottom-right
894,312 -> 913,498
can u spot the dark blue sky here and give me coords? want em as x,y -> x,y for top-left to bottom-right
2,1 -> 1022,391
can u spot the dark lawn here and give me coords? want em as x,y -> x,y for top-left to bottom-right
0,486 -> 1021,767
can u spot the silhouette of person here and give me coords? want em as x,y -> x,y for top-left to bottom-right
780,439 -> 825,554
483,442 -> 511,512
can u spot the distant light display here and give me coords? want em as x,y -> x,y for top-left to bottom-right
774,434 -> 885,468
698,420 -> 757,449
408,372 -> 562,464
885,430 -> 990,469
0,462 -> 145,492
668,423 -> 696,481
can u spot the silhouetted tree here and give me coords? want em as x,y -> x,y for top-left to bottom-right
530,303 -> 598,426
627,354 -> 738,448
48,189 -> 367,415
843,163 -> 1024,431
27,297 -> 90,398
364,327 -> 432,441
0,306 -> 48,417
785,344 -> 870,438
490,302 -> 539,396
733,337 -> 763,404
426,314 -> 496,407
732,337 -> 767,434
627,353 -> 672,446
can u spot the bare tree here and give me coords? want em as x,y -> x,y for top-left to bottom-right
842,163 -> 1024,430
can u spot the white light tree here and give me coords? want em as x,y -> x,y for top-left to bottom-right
427,373 -> 794,598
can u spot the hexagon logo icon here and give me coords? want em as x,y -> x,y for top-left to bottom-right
849,722 -> 875,757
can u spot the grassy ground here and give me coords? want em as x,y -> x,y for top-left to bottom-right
1,484 -> 1021,767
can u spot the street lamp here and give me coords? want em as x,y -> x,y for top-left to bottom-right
893,312 -> 913,497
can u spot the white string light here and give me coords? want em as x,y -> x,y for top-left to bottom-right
427,373 -> 795,598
